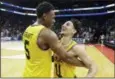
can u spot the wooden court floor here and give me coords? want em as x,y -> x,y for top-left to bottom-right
1,41 -> 115,77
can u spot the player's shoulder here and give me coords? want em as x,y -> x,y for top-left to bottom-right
72,44 -> 86,53
71,44 -> 82,53
73,43 -> 86,48
40,28 -> 58,40
71,44 -> 78,51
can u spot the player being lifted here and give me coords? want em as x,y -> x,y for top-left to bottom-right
54,19 -> 97,78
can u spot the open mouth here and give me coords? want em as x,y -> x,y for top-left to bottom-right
60,31 -> 65,35
61,27 -> 66,31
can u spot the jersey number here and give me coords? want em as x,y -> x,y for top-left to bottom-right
55,64 -> 62,77
24,40 -> 30,59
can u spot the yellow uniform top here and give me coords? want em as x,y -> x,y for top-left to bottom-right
23,25 -> 52,77
54,40 -> 77,78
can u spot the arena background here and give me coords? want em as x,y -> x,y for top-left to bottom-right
0,0 -> 115,78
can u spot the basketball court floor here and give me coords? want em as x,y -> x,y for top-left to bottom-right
1,41 -> 115,77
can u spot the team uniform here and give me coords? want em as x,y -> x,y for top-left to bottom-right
23,25 -> 52,77
54,40 -> 77,78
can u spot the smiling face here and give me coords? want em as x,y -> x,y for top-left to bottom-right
43,10 -> 55,27
60,21 -> 77,36
36,2 -> 55,28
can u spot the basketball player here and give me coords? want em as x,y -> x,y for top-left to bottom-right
23,2 -> 87,77
54,19 -> 97,78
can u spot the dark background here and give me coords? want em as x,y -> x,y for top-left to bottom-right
0,0 -> 115,44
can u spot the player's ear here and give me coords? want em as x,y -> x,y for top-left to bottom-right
43,13 -> 47,20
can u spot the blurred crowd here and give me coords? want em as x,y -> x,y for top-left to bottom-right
0,13 -> 34,40
54,16 -> 115,44
1,12 -> 115,44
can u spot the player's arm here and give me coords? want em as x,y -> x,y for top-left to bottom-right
41,28 -> 85,66
53,53 -> 86,67
72,45 -> 98,77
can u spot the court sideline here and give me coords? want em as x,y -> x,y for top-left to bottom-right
1,41 -> 114,77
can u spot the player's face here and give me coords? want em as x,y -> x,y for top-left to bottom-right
61,21 -> 76,36
44,10 -> 55,27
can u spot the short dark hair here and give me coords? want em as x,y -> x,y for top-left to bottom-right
36,1 -> 55,18
71,19 -> 81,33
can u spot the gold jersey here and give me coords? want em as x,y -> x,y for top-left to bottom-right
23,25 -> 52,77
54,40 -> 77,78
